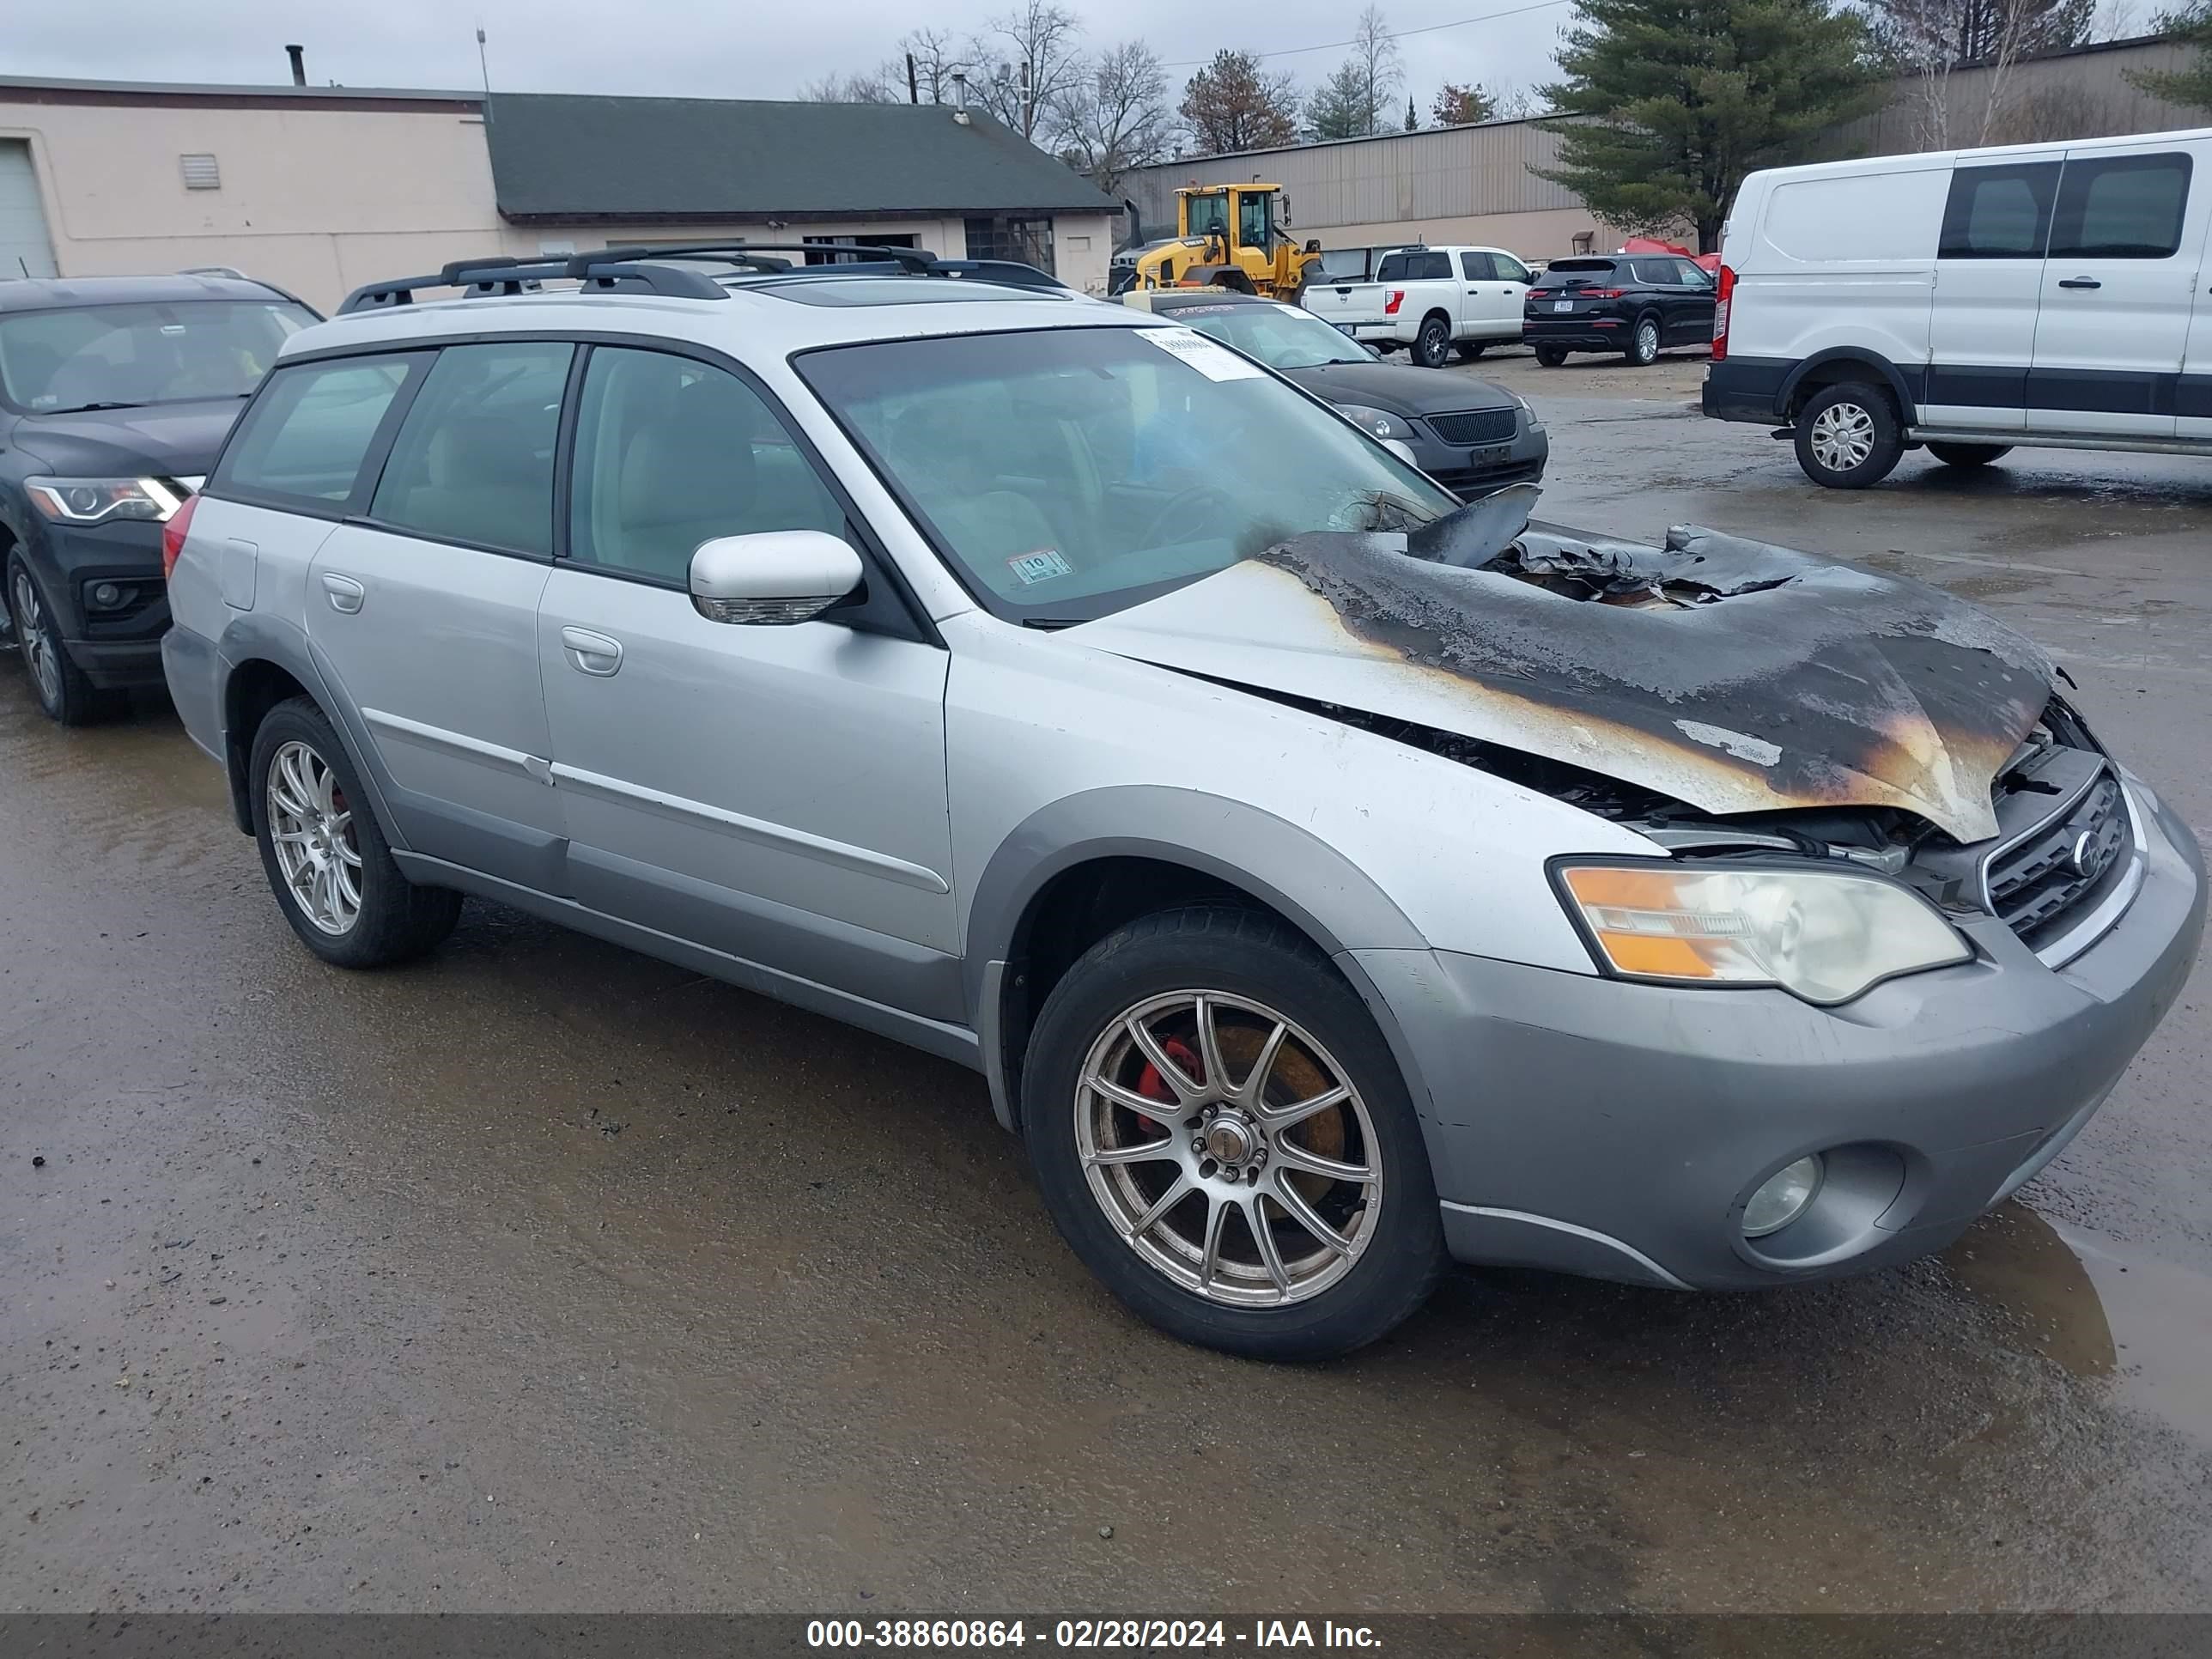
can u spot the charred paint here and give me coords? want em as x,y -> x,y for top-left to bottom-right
1079,520 -> 2054,844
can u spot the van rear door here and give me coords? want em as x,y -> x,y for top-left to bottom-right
2028,143 -> 2205,438
1928,155 -> 2063,431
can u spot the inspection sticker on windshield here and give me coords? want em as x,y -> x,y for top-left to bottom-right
1007,548 -> 1074,586
1139,327 -> 1265,382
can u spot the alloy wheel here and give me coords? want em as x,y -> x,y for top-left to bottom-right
1636,319 -> 1660,362
1808,401 -> 1877,472
1074,990 -> 1383,1307
12,569 -> 61,708
265,738 -> 362,935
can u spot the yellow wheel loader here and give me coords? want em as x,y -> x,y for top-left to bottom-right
1112,184 -> 1322,302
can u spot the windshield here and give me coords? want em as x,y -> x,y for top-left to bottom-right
0,299 -> 317,413
1531,260 -> 1621,291
798,325 -> 1455,622
1166,302 -> 1369,370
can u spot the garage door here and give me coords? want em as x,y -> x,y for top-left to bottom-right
0,141 -> 58,280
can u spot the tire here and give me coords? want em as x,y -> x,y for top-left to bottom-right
8,556 -> 118,726
1022,906 -> 1446,1360
1793,381 -> 1905,489
248,696 -> 461,968
1534,344 -> 1569,368
1625,313 -> 1662,367
1453,341 -> 1487,362
1413,313 -> 1452,369
1928,441 -> 2012,469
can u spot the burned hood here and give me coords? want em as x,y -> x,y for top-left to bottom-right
1071,519 -> 2056,843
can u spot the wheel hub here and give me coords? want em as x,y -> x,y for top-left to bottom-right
1203,1112 -> 1257,1165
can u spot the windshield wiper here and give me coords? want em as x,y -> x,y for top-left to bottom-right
46,400 -> 149,414
1019,616 -> 1085,630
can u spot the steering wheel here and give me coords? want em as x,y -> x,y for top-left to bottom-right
1135,484 -> 1239,552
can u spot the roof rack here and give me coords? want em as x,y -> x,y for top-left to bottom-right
334,240 -> 1048,316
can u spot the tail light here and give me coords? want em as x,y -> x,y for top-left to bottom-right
161,491 -> 198,580
1582,289 -> 1626,300
1711,264 -> 1735,362
1382,289 -> 1404,316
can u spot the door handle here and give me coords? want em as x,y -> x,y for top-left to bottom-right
319,573 -> 365,614
561,626 -> 623,677
2058,276 -> 2102,289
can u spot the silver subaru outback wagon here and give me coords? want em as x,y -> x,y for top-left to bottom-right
161,246 -> 2203,1359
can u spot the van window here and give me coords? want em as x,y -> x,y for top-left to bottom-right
1376,251 -> 1451,282
213,354 -> 420,508
2050,152 -> 2191,259
1939,162 -> 2060,258
368,341 -> 573,556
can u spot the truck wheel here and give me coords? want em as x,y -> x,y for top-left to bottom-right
1413,313 -> 1453,369
1534,345 -> 1569,368
1022,905 -> 1445,1360
250,696 -> 462,968
1625,313 -> 1662,366
1453,342 -> 1487,362
1794,383 -> 1904,489
1927,441 -> 2012,469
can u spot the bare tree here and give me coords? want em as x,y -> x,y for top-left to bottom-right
799,70 -> 901,103
1048,41 -> 1176,197
1351,6 -> 1407,124
967,0 -> 1086,140
1871,0 -> 2095,144
1180,49 -> 1303,155
897,28 -> 972,104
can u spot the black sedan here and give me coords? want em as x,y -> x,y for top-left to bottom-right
1123,289 -> 1547,498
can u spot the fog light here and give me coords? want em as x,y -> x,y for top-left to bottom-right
89,581 -> 126,609
1743,1155 -> 1824,1237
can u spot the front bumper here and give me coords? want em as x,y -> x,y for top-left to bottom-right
1351,780 -> 2205,1290
1409,420 -> 1549,499
21,516 -> 172,688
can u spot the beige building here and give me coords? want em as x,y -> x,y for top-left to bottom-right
0,76 -> 1121,310
1127,34 -> 2208,262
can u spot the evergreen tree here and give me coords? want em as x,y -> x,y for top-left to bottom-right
2130,3 -> 2212,111
1537,0 -> 1881,251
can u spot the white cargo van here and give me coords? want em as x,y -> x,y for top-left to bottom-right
1702,126 -> 2212,486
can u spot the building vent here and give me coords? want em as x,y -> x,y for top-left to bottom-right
180,154 -> 221,190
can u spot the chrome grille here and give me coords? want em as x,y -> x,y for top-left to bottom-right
1987,770 -> 2130,942
1425,408 -> 1517,447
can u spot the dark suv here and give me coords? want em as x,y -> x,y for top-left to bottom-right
1522,255 -> 1716,368
0,273 -> 318,722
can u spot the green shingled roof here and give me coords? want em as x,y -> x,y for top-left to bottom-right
485,94 -> 1121,222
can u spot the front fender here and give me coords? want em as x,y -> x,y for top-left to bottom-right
963,785 -> 1431,1131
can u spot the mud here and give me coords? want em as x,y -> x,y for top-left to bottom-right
4,373 -> 2210,1614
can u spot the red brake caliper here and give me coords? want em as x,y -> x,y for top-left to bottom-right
1132,1035 -> 1204,1134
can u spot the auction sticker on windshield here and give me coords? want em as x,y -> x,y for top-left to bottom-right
1007,549 -> 1074,586
1139,328 -> 1265,382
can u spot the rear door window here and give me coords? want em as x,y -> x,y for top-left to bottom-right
212,353 -> 422,509
368,341 -> 574,556
2048,152 -> 2191,258
1376,251 -> 1451,282
1459,252 -> 1495,280
1939,162 -> 2061,258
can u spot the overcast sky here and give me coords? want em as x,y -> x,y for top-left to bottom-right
8,0 -> 1576,128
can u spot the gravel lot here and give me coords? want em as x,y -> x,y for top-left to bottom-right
5,354 -> 2209,1614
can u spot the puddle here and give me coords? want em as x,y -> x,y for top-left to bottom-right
1946,1202 -> 2212,1448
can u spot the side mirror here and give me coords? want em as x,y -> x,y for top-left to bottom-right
689,531 -> 862,625
1279,196 -> 1293,226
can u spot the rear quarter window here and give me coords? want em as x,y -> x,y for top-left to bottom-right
212,353 -> 422,510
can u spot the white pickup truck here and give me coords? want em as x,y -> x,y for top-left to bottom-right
1302,245 -> 1534,368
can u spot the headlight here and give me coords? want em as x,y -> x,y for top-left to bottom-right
1334,403 -> 1414,442
26,477 -> 185,525
1554,861 -> 1971,1006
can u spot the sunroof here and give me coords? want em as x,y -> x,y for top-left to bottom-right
757,276 -> 1071,307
